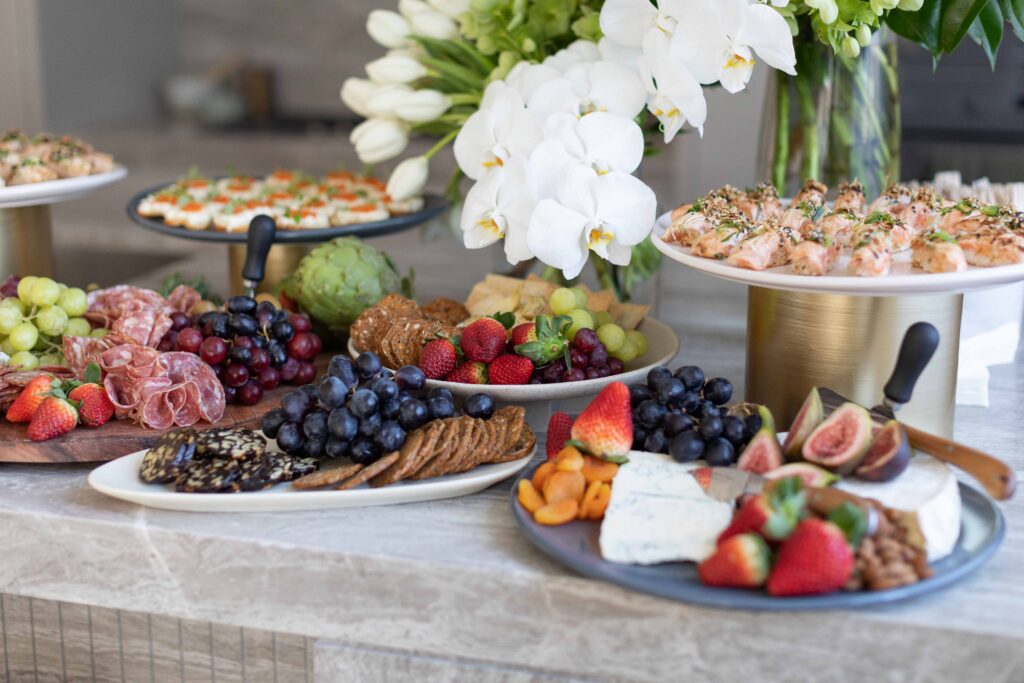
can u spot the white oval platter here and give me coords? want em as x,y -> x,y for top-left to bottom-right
0,166 -> 128,209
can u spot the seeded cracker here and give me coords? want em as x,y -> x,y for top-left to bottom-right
336,452 -> 400,490
140,428 -> 198,483
292,463 -> 364,490
411,418 -> 476,481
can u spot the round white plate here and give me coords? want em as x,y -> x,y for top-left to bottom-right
0,166 -> 128,209
88,446 -> 533,512
652,212 -> 1024,296
348,317 -> 680,402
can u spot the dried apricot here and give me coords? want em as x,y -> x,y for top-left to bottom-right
579,479 -> 603,520
532,461 -> 557,492
582,455 -> 618,484
534,498 -> 579,526
587,482 -> 612,520
542,470 -> 586,505
517,479 -> 546,513
555,447 -> 584,472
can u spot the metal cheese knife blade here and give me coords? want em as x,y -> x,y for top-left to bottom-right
692,467 -> 880,538
818,322 -> 1015,501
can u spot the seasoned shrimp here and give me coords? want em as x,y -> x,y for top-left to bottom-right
792,179 -> 828,207
911,231 -> 967,273
868,184 -> 913,218
726,225 -> 783,271
9,158 -> 58,185
666,195 -> 729,245
819,209 -> 860,247
855,212 -> 914,252
850,231 -> 893,277
736,182 -> 783,222
958,230 -> 1024,267
781,201 -> 824,238
834,180 -> 866,214
902,187 -> 941,233
691,217 -> 752,259
790,231 -> 841,276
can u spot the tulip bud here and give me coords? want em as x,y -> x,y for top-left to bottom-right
393,89 -> 452,122
351,118 -> 409,164
856,24 -> 872,47
386,156 -> 429,201
365,84 -> 415,118
427,0 -> 471,18
366,53 -> 428,84
897,0 -> 924,9
399,0 -> 431,17
409,9 -> 459,40
841,35 -> 861,58
366,10 -> 411,49
340,78 -> 377,118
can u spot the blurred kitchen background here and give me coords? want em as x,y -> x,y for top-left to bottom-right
1,0 -> 1023,291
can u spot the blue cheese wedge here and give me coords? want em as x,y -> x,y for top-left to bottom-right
599,452 -> 733,565
838,454 -> 961,561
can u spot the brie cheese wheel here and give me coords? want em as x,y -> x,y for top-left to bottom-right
599,452 -> 732,565
838,455 -> 961,561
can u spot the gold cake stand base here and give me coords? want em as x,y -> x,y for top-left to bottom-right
0,206 -> 55,277
227,243 -> 307,296
745,286 -> 962,438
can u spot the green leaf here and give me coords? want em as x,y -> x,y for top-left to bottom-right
84,362 -> 101,385
1001,0 -> 1024,40
491,311 -> 516,329
939,0 -> 991,52
828,502 -> 868,548
401,267 -> 416,299
969,1 -> 1004,68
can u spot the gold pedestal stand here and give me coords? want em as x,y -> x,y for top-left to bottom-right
745,287 -> 962,438
227,243 -> 307,295
0,206 -> 55,277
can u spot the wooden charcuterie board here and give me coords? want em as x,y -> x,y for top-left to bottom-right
0,355 -> 329,464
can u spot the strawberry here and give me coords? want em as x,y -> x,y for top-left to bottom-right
767,518 -> 856,596
698,533 -> 771,588
68,383 -> 115,427
419,338 -> 458,379
569,382 -> 632,462
6,374 -> 61,422
717,477 -> 806,544
459,316 -> 509,363
26,397 -> 78,442
514,315 -> 571,365
510,322 -> 537,346
445,361 -> 489,384
546,412 -> 574,460
488,354 -> 534,385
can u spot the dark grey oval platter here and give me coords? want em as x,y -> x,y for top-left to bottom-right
510,462 -> 1005,611
125,182 -> 446,244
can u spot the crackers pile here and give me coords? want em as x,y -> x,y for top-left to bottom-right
292,406 -> 535,491
349,294 -> 468,368
140,427 -> 319,493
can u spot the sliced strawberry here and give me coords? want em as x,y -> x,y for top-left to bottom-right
569,382 -> 632,462
698,533 -> 771,588
546,412 -> 574,460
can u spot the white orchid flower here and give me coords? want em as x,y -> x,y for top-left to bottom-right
393,89 -> 451,122
453,82 -> 543,180
528,61 -> 647,120
505,61 -> 561,101
365,53 -> 428,84
640,29 -> 707,139
408,8 -> 459,39
542,40 -> 602,72
461,157 -> 536,265
364,84 -> 414,118
527,165 -> 656,279
597,37 -> 644,73
340,78 -> 378,117
366,10 -> 411,49
427,0 -> 471,18
671,0 -> 796,94
599,0 -> 687,48
351,118 -> 409,164
386,156 -> 429,201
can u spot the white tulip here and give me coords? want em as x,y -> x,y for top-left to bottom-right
393,89 -> 452,122
367,10 -> 411,49
386,156 -> 429,201
399,0 -> 432,18
340,77 -> 377,118
364,84 -> 414,118
671,0 -> 796,94
528,60 -> 647,120
366,53 -> 428,84
351,118 -> 409,164
409,9 -> 459,40
427,0 -> 471,18
461,157 -> 536,264
527,165 -> 656,279
453,82 -> 543,180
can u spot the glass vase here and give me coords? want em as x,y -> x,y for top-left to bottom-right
759,27 -> 900,199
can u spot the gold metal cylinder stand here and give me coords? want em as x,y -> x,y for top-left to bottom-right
0,206 -> 55,277
227,243 -> 307,295
745,286 -> 962,438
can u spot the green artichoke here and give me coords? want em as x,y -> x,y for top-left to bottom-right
282,237 -> 403,333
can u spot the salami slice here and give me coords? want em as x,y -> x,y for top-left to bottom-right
166,285 -> 201,315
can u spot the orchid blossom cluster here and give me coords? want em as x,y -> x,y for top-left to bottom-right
342,0 -> 798,281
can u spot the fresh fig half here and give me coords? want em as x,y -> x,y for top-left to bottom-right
855,420 -> 910,482
737,429 -> 784,474
800,402 -> 872,475
782,387 -> 823,460
763,462 -> 839,488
